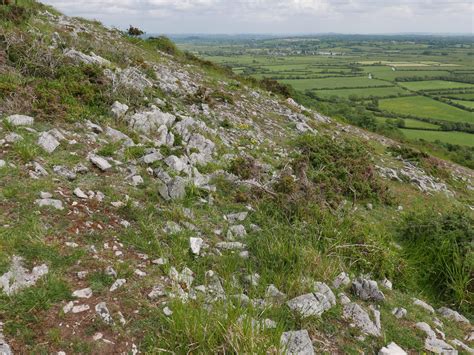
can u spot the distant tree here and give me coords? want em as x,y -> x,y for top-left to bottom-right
1,0 -> 12,4
127,25 -> 144,37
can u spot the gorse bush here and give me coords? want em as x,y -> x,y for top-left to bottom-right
398,209 -> 473,311
289,134 -> 391,206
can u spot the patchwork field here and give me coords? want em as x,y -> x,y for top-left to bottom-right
398,80 -> 474,91
379,96 -> 473,123
401,129 -> 474,147
176,35 -> 474,149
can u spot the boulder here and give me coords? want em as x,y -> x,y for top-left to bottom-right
38,132 -> 60,153
287,293 -> 333,317
343,303 -> 381,337
352,277 -> 385,302
111,101 -> 129,118
5,114 -> 34,126
89,154 -> 112,171
437,307 -> 470,324
313,282 -> 336,306
127,107 -> 175,134
158,176 -> 186,201
378,342 -> 407,355
280,330 -> 314,355
105,127 -> 134,146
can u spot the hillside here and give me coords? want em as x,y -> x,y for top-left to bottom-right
0,2 -> 473,354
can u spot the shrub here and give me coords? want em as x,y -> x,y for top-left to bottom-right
146,36 -> 178,56
127,25 -> 144,37
228,156 -> 261,180
398,209 -> 473,311
291,133 -> 391,205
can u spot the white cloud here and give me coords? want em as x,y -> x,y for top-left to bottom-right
41,0 -> 473,33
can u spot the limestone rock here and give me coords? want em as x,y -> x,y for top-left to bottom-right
53,165 -> 76,180
35,198 -> 64,210
352,277 -> 385,302
313,282 -> 336,306
5,114 -> 34,126
158,176 -> 186,200
89,154 -> 112,171
437,307 -> 470,324
425,337 -> 457,354
38,132 -> 60,153
95,302 -> 114,324
280,330 -> 314,355
392,307 -> 407,319
378,342 -> 407,355
110,279 -> 126,292
287,293 -> 333,318
0,322 -> 12,355
72,287 -> 93,299
111,101 -> 129,118
333,272 -> 350,289
64,49 -> 111,66
265,284 -> 286,305
413,298 -> 435,314
127,107 -> 175,134
190,237 -> 203,255
0,256 -> 48,295
343,303 -> 381,337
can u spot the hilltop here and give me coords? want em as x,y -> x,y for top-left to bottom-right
0,1 -> 472,354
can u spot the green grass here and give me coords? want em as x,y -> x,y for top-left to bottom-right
452,100 -> 474,109
398,80 -> 474,91
375,117 -> 440,129
401,129 -> 474,147
281,77 -> 392,91
379,96 -> 474,124
315,86 -> 409,99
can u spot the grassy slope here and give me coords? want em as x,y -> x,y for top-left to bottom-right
0,2 -> 473,354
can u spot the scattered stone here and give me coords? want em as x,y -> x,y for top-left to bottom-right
413,298 -> 435,314
164,155 -> 187,172
244,273 -> 260,287
64,49 -> 111,66
227,225 -> 246,240
105,266 -> 117,278
85,120 -> 103,133
437,307 -> 470,324
72,287 -> 93,299
95,302 -> 114,324
265,284 -> 286,305
333,272 -> 350,289
63,301 -> 74,313
392,307 -> 407,319
134,269 -> 146,277
111,101 -> 129,118
287,293 -> 333,317
77,271 -> 88,279
89,154 -> 112,171
72,304 -> 90,313
110,279 -> 126,292
314,282 -> 336,306
190,237 -> 204,255
38,132 -> 60,153
451,339 -> 473,354
53,165 -> 76,180
380,278 -> 392,290
148,285 -> 166,300
35,198 -> 64,210
141,151 -> 163,164
0,160 -> 6,169
338,293 -> 351,305
0,322 -> 12,355
158,176 -> 186,200
40,191 -> 52,199
280,330 -> 314,355
74,187 -> 88,199
5,114 -> 34,126
127,107 -> 175,134
352,277 -> 385,302
343,303 -> 381,337
0,256 -> 48,295
105,127 -> 134,146
378,342 -> 407,355
226,212 -> 248,223
152,258 -> 168,265
130,175 -> 144,186
5,132 -> 23,143
163,306 -> 173,316
216,242 -> 246,250
416,322 -> 437,339
425,337 -> 457,354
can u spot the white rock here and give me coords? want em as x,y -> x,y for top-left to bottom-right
280,330 -> 314,355
95,302 -> 114,324
425,337 -> 457,354
38,132 -> 60,153
134,269 -> 146,277
73,187 -> 88,199
110,101 -> 129,118
5,114 -> 34,126
164,155 -> 187,172
163,306 -> 173,316
226,212 -> 248,223
380,278 -> 392,290
287,293 -> 333,317
416,322 -> 436,339
72,304 -> 90,313
392,307 -> 407,319
0,160 -> 5,168
343,303 -> 381,337
110,279 -> 126,292
333,272 -> 350,289
190,237 -> 204,255
437,307 -> 470,324
413,298 -> 435,314
265,284 -> 286,304
451,339 -> 473,354
148,285 -> 166,299
378,342 -> 407,355
63,301 -> 74,313
314,282 -> 336,306
227,225 -> 246,240
72,287 -> 93,299
35,198 -> 64,210
338,293 -> 351,305
216,241 -> 246,250
89,154 -> 112,171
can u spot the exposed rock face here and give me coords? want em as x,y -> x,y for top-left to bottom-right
280,330 -> 314,355
351,277 -> 385,302
64,48 -> 111,66
287,292 -> 333,317
437,307 -> 470,324
5,114 -> 34,126
127,107 -> 176,134
111,101 -> 129,119
343,303 -> 381,337
0,256 -> 48,295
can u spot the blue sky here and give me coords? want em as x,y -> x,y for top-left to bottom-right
42,0 -> 473,34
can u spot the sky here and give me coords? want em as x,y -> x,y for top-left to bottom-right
41,0 -> 474,35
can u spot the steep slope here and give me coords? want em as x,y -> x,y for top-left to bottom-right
0,2 -> 473,354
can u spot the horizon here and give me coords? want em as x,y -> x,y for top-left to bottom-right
41,0 -> 474,35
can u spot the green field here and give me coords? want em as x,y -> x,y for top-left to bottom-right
315,86 -> 408,99
401,129 -> 474,147
453,100 -> 474,109
363,66 -> 451,81
398,80 -> 474,91
379,96 -> 474,123
281,77 -> 391,90
376,117 -> 441,129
